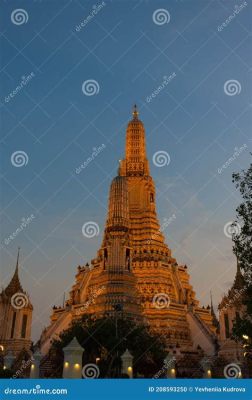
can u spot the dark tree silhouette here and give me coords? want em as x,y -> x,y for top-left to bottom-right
232,157 -> 252,363
52,315 -> 166,378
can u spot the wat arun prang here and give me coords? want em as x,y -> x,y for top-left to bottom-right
40,106 -> 217,357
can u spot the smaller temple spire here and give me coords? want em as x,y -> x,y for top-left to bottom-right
233,256 -> 244,289
237,256 -> 241,274
15,246 -> 20,273
132,104 -> 139,119
210,291 -> 214,315
4,247 -> 24,297
210,291 -> 219,329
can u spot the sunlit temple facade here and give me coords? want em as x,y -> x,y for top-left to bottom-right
40,107 -> 218,358
1,107 -> 250,378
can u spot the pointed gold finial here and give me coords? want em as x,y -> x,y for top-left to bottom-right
132,104 -> 139,119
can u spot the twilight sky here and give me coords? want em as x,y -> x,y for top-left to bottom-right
0,0 -> 251,341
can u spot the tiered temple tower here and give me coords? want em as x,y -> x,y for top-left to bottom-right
40,107 -> 217,356
0,249 -> 33,356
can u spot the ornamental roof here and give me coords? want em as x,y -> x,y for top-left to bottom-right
2,248 -> 24,298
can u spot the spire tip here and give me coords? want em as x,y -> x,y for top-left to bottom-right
132,104 -> 139,119
16,247 -> 21,271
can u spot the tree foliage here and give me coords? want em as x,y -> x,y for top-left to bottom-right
232,157 -> 252,358
52,315 -> 166,378
232,158 -> 252,285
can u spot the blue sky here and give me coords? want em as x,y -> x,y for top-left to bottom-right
0,0 -> 251,341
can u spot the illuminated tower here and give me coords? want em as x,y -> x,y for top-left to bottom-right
40,107 -> 217,356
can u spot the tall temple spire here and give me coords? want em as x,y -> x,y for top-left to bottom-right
41,106 -> 218,357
